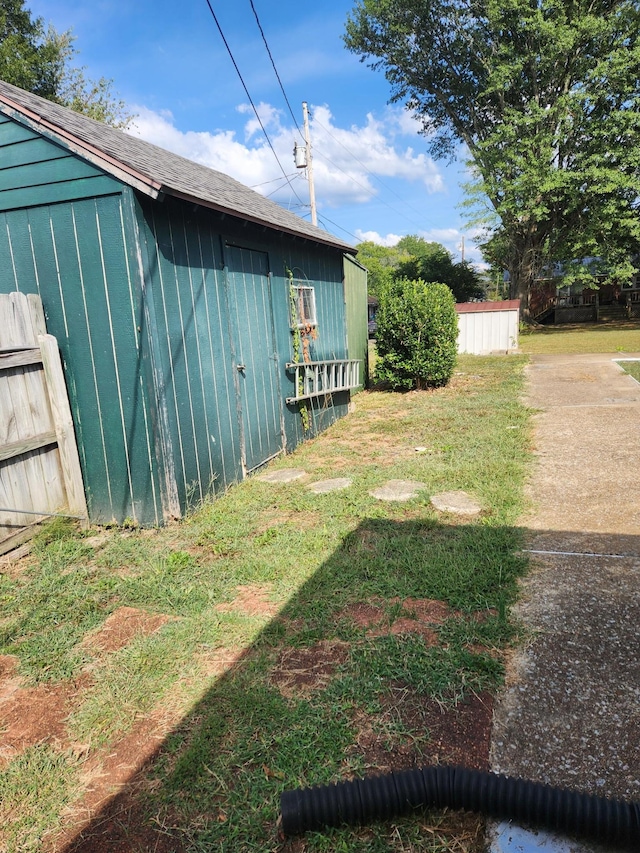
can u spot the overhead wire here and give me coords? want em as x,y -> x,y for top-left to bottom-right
208,0 -> 442,240
310,112 -> 443,231
249,0 -> 303,140
203,0 -> 306,208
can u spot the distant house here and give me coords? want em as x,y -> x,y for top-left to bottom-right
0,80 -> 366,526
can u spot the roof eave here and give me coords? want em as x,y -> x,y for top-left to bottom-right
0,90 -> 356,254
0,93 -> 163,200
166,187 -> 354,253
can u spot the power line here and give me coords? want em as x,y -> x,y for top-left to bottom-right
203,0 -> 305,207
250,172 -> 300,189
311,111 -> 445,232
249,0 -> 303,139
315,212 -> 361,244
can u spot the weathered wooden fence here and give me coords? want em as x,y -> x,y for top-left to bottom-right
0,293 -> 87,554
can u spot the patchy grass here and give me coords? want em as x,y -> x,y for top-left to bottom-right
614,358 -> 640,383
0,355 -> 532,852
519,320 -> 640,354
0,745 -> 78,853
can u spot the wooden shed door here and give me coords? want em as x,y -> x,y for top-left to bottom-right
225,246 -> 284,473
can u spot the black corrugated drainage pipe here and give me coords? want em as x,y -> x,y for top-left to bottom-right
280,765 -> 640,847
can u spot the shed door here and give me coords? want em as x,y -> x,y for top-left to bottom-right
225,245 -> 284,472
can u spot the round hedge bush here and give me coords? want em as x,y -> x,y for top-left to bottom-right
375,279 -> 458,390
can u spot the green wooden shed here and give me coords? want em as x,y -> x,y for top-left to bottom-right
0,80 -> 366,526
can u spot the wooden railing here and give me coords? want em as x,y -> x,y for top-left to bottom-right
285,359 -> 361,403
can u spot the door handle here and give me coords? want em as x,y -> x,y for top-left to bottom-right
237,364 -> 246,372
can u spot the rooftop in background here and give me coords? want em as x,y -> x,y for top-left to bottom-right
456,300 -> 520,313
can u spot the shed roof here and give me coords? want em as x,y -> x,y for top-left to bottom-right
455,299 -> 520,314
0,79 -> 354,253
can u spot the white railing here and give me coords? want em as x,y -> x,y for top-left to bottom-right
285,359 -> 361,403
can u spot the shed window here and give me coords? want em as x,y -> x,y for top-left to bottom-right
292,284 -> 317,328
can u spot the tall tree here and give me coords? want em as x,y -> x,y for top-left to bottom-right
0,0 -> 130,126
354,240 -> 410,298
396,240 -> 484,302
357,235 -> 483,301
345,0 -> 640,318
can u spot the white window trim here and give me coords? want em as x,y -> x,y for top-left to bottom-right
292,283 -> 317,328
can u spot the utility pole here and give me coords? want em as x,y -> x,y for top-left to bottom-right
300,101 -> 317,226
460,235 -> 465,263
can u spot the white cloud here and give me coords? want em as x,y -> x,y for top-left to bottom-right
353,226 -> 486,268
127,101 -> 445,212
354,230 -> 404,247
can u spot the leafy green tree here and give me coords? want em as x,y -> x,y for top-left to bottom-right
357,235 -> 483,302
0,0 -> 130,126
375,278 -> 458,390
354,240 -> 409,299
345,0 -> 640,318
396,240 -> 483,302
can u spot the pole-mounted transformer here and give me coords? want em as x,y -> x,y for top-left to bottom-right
293,101 -> 317,226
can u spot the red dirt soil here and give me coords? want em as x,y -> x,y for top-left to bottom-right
0,595 -> 494,852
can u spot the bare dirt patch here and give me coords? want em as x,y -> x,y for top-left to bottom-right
82,606 -> 173,653
0,673 -> 92,764
50,710 -> 182,853
347,684 -> 493,776
215,583 -> 280,617
270,640 -> 350,699
253,510 -> 321,535
336,597 -> 455,641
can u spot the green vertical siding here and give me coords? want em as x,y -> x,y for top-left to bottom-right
135,196 -> 243,512
0,115 -> 121,211
344,255 -> 369,390
0,194 -> 163,525
224,245 -> 284,472
0,108 -> 356,524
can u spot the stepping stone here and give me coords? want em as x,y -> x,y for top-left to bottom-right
308,478 -> 352,494
257,468 -> 306,483
369,479 -> 427,501
430,490 -> 482,516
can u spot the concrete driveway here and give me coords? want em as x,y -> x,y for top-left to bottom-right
490,353 -> 640,852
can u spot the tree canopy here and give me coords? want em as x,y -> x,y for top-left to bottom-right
345,0 -> 640,317
0,0 -> 130,126
357,234 -> 483,302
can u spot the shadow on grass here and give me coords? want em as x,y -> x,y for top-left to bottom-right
50,516 -> 527,853
56,523 -> 640,852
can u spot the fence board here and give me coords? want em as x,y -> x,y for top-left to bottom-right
0,293 -> 87,553
39,334 -> 88,519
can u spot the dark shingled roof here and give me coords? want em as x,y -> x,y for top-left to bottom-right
0,79 -> 354,253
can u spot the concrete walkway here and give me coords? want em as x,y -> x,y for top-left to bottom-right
490,353 -> 640,853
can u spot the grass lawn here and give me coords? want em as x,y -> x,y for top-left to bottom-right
0,355 -> 532,853
519,319 -> 640,354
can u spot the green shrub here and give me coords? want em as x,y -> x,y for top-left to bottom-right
375,278 -> 458,390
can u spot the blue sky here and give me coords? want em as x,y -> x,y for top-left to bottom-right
28,0 -> 483,264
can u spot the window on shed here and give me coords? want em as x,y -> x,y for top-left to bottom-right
291,283 -> 317,328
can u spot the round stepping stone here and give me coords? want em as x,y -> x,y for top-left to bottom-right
430,490 -> 482,516
257,468 -> 307,483
307,478 -> 352,494
369,479 -> 427,501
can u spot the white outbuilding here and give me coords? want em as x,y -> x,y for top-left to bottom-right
455,300 -> 520,355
